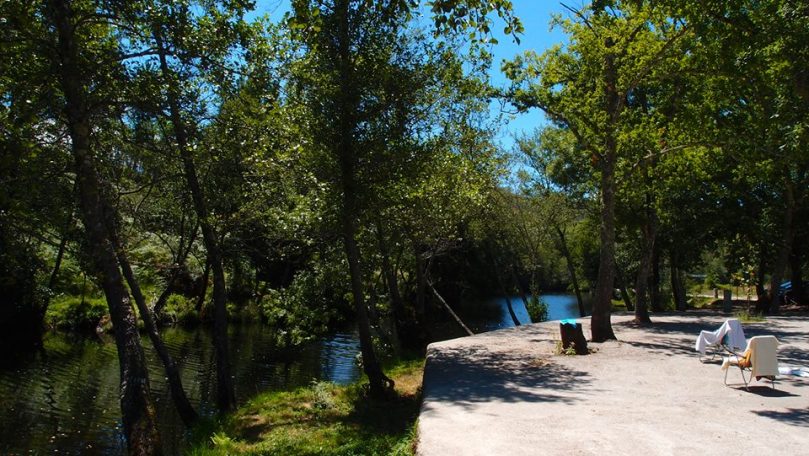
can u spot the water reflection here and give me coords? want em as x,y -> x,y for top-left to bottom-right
484,293 -> 583,331
0,327 -> 361,455
0,294 -> 576,454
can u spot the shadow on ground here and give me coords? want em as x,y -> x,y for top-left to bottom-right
422,344 -> 591,411
753,407 -> 809,427
612,314 -> 809,367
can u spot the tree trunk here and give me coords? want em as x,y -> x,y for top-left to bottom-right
196,258 -> 211,314
154,223 -> 197,316
511,266 -> 532,311
334,0 -> 392,399
556,226 -> 585,317
615,266 -> 634,311
634,216 -> 657,325
48,1 -> 162,452
487,246 -> 520,326
154,28 -> 235,412
115,242 -> 199,425
767,179 -> 796,315
592,38 -> 619,342
375,220 -> 407,337
670,250 -> 687,312
650,246 -> 662,311
414,243 -> 427,323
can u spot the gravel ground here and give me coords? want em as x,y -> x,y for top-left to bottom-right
417,311 -> 809,456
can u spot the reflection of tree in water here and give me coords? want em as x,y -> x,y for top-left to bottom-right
0,327 -> 364,454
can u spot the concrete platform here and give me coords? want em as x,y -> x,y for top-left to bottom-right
417,312 -> 809,455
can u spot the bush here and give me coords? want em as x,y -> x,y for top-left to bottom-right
163,293 -> 199,326
46,295 -> 108,332
526,295 -> 548,323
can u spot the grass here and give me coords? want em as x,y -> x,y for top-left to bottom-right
733,308 -> 766,323
187,358 -> 425,456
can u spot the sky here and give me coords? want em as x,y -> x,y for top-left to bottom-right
251,0 -> 573,153
483,1 -> 570,151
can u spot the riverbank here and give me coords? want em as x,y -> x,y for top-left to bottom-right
418,312 -> 809,455
187,358 -> 424,455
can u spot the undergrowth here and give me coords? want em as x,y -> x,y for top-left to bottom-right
187,358 -> 424,455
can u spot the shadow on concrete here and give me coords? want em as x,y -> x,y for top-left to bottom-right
421,345 -> 591,411
723,385 -> 798,397
612,315 -> 809,367
752,407 -> 809,427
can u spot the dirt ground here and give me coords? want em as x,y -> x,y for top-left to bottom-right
417,311 -> 809,456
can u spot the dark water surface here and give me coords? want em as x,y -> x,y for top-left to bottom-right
0,294 -> 579,454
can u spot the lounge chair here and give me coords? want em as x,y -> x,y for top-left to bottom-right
722,335 -> 779,389
695,318 -> 746,361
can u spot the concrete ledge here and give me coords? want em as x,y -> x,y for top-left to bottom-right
417,312 -> 809,455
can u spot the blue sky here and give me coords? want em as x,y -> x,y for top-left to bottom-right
251,0 -> 572,152
484,1 -> 569,151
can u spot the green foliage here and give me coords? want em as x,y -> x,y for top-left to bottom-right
526,296 -> 548,323
163,294 -> 199,326
554,340 -> 577,356
734,308 -> 765,323
46,295 -> 108,331
187,358 -> 424,455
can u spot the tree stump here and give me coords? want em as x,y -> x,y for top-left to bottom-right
560,320 -> 588,355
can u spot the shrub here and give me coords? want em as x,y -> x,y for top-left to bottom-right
526,296 -> 548,323
46,295 -> 108,332
163,293 -> 199,326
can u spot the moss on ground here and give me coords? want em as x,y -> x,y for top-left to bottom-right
187,358 -> 424,456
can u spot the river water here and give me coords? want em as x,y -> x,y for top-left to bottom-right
0,294 -> 579,454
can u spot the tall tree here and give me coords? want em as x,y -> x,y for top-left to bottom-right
32,0 -> 163,452
505,2 -> 691,340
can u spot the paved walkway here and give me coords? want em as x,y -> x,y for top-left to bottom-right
417,312 -> 809,455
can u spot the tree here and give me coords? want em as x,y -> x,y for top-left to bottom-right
504,2 -> 691,340
32,0 -> 163,451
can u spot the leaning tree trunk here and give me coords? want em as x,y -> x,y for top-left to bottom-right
48,1 -> 161,452
340,183 -> 393,398
112,236 -> 199,425
375,220 -> 407,339
615,266 -> 634,311
154,28 -> 235,412
556,226 -> 586,317
488,249 -> 520,326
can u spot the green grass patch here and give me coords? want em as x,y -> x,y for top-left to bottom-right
46,294 -> 108,331
733,308 -> 765,323
187,358 -> 424,455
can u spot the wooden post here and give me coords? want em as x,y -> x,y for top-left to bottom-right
560,320 -> 588,355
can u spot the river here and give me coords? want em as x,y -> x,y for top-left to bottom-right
0,293 -> 579,454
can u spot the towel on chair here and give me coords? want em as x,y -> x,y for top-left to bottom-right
695,318 -> 746,354
721,335 -> 779,379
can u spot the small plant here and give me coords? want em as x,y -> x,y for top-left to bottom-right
554,340 -> 578,356
311,381 -> 336,410
526,295 -> 548,323
734,308 -> 765,323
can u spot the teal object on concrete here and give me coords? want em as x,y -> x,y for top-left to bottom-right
560,319 -> 577,326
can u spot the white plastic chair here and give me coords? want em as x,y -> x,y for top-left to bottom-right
722,335 -> 779,389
